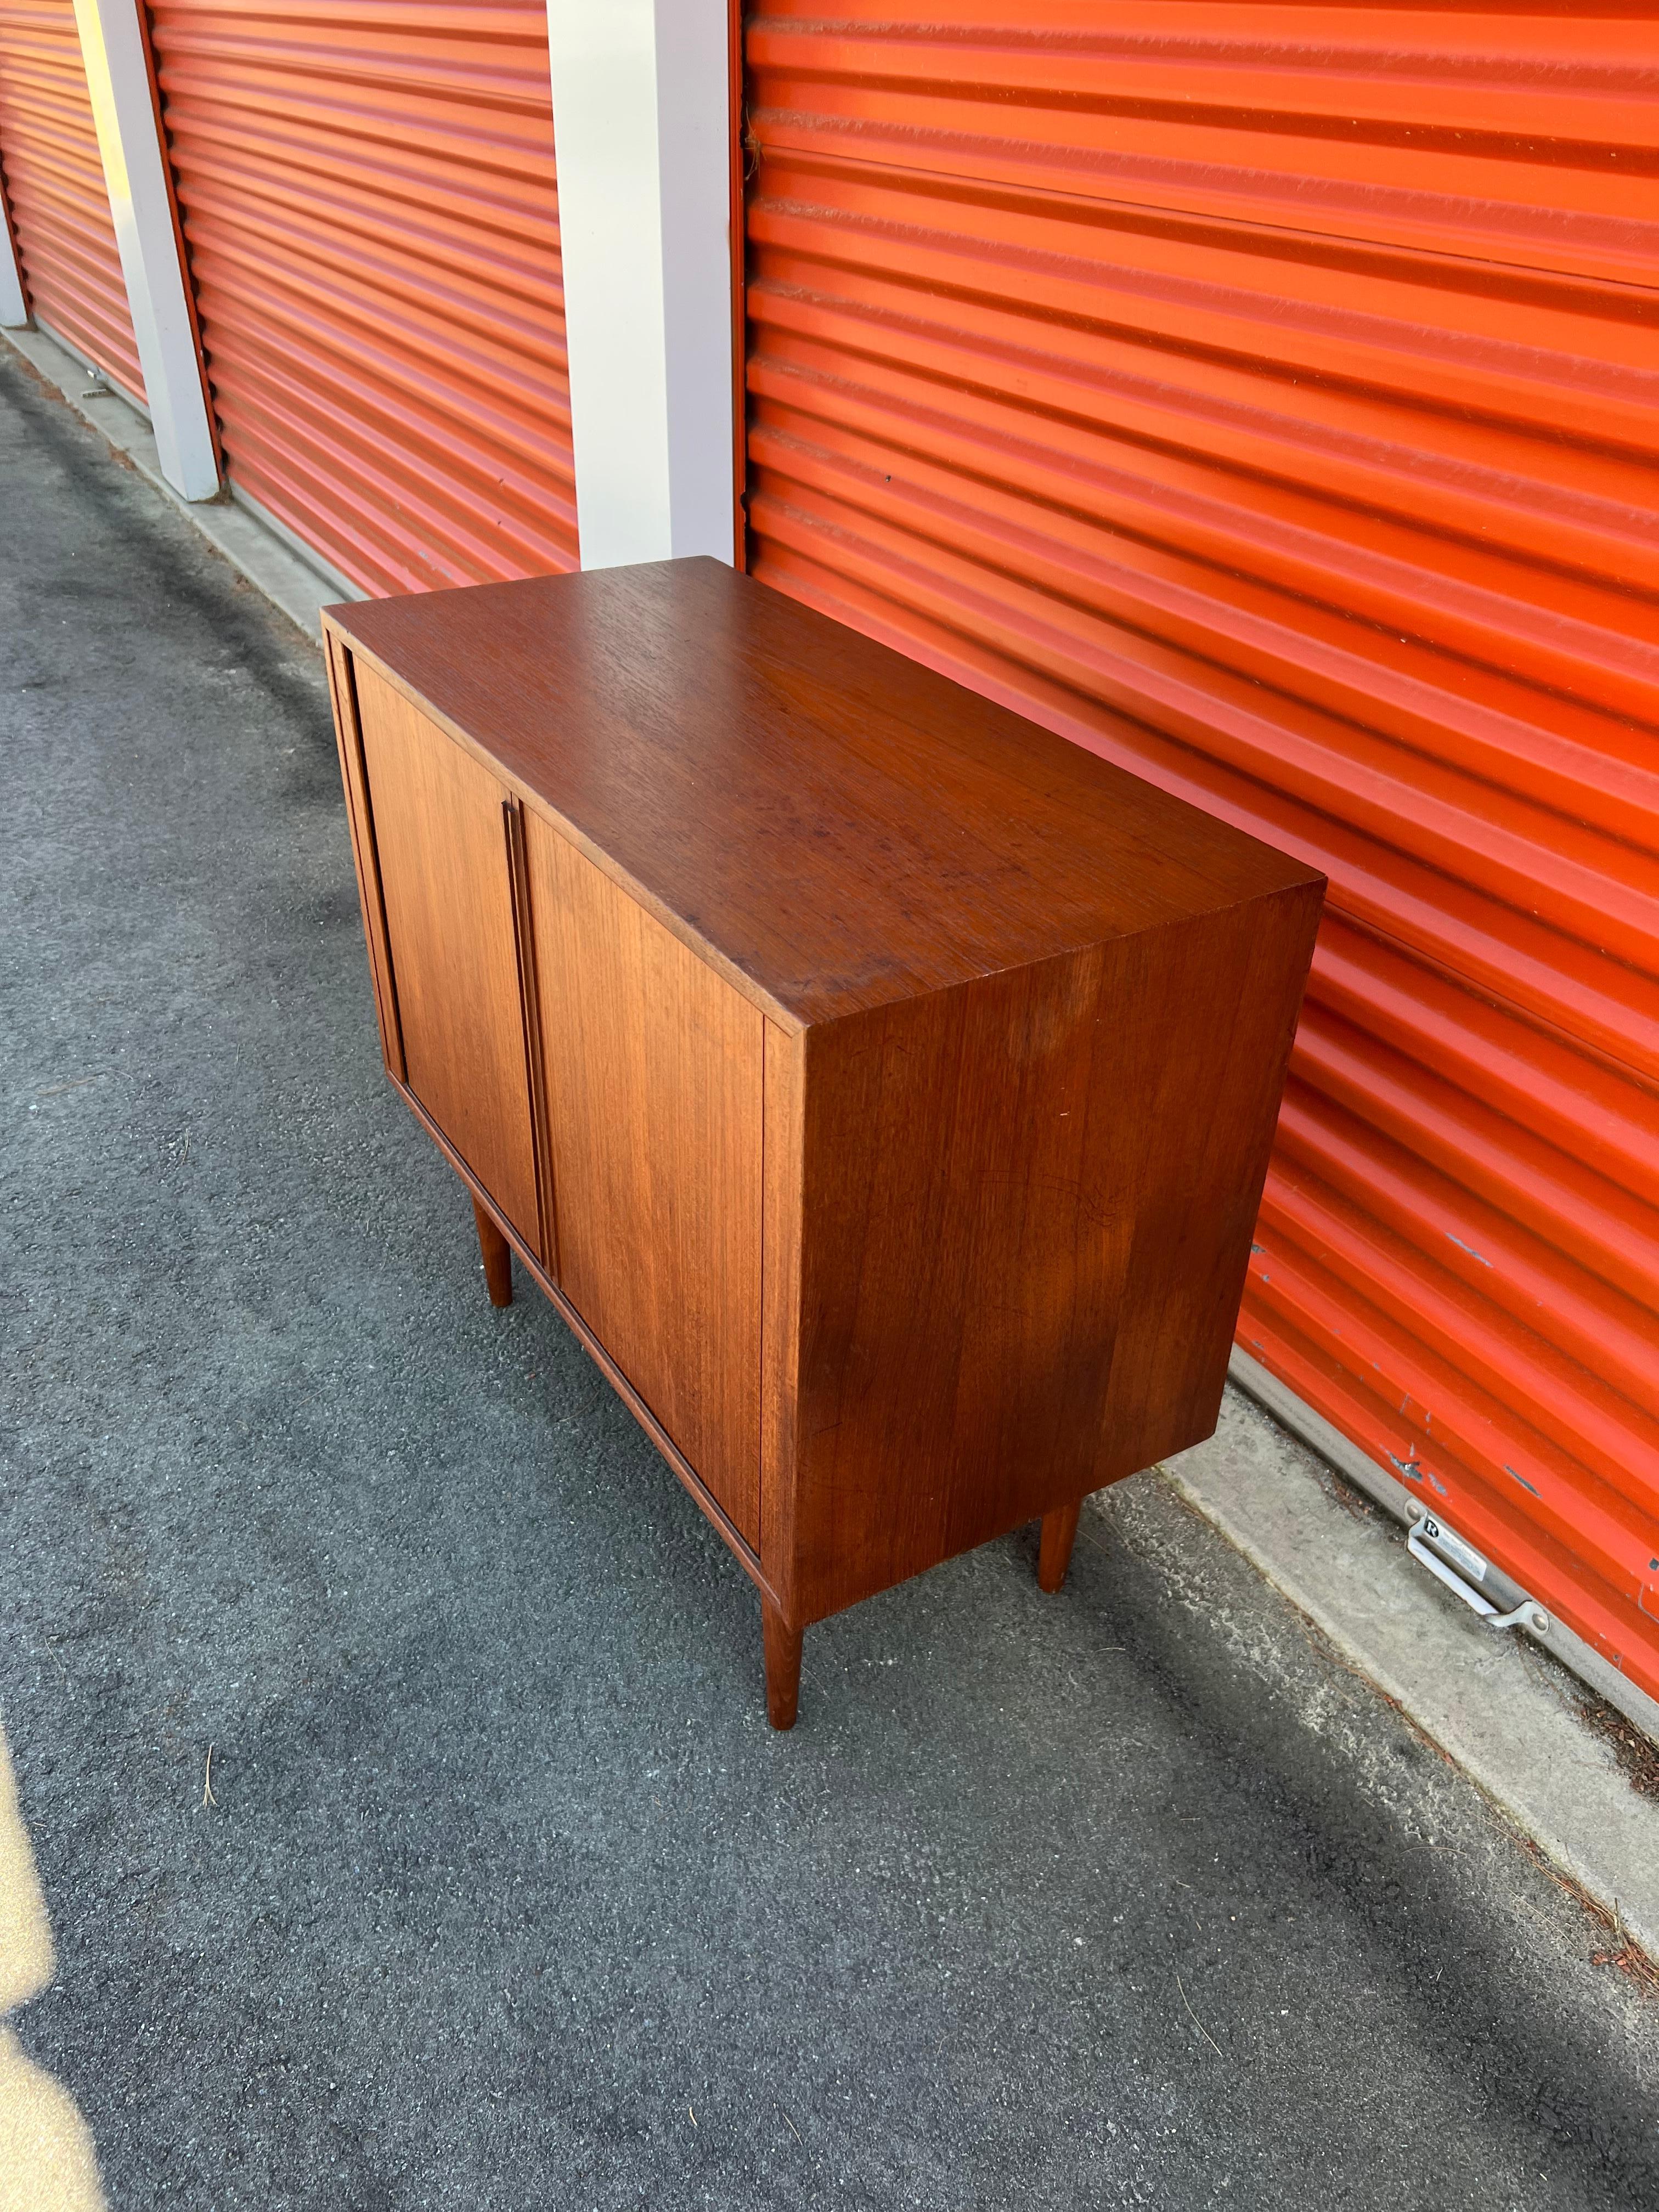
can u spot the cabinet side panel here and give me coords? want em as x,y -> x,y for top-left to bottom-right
792,948 -> 1130,1622
324,631 -> 404,1082
1096,879 -> 1325,1480
791,887 -> 1322,1624
353,658 -> 541,1251
526,817 -> 764,1548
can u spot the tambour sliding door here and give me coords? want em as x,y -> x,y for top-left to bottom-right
526,820 -> 765,1550
351,658 -> 543,1254
342,653 -> 765,1543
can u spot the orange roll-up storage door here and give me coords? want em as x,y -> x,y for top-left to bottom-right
0,0 -> 144,398
144,0 -> 577,595
743,2 -> 1659,1702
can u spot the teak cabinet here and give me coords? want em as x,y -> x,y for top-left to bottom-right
323,559 -> 1324,1727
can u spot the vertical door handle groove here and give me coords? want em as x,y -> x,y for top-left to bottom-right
503,796 -> 559,1279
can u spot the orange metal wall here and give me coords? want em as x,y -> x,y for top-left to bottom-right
743,2 -> 1659,1700
145,0 -> 577,595
0,0 -> 144,397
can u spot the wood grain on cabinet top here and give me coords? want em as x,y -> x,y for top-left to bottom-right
325,560 -> 1324,1031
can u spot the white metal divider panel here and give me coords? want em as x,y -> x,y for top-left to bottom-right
0,142 -> 27,320
71,0 -> 216,495
544,0 -> 734,569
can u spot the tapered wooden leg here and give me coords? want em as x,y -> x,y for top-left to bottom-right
1037,1500 -> 1082,1594
762,1598 -> 802,1731
472,1195 -> 513,1308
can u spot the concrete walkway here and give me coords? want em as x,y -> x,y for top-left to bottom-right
2,351 -> 1655,2211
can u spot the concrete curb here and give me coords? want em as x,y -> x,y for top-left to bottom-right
1228,1346 -> 1659,1748
1155,1387 -> 1659,1963
1,321 -> 355,641
8,314 -> 1656,1967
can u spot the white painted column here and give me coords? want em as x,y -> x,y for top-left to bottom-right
71,0 -> 218,499
545,0 -> 735,569
0,191 -> 27,326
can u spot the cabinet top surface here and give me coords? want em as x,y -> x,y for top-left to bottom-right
326,559 -> 1322,1028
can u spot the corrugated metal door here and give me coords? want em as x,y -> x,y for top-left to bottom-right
742,2 -> 1659,1701
0,0 -> 144,396
144,0 -> 576,594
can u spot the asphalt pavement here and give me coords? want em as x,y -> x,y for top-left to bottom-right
2,348 -> 1655,2210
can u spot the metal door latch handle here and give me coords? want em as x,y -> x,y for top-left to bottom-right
1405,1504 -> 1549,1635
